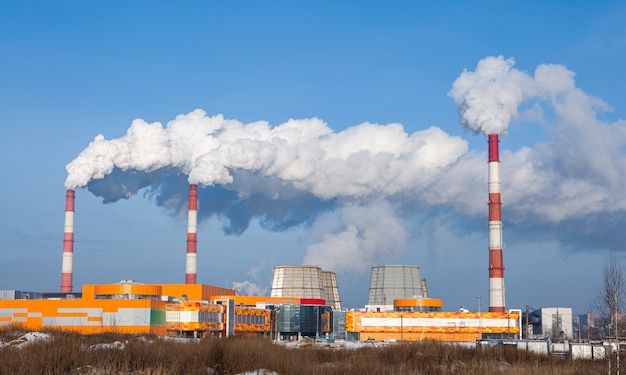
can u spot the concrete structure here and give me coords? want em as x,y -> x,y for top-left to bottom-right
577,313 -> 597,340
366,265 -> 427,311
527,307 -> 574,340
185,184 -> 198,284
321,271 -> 341,310
271,265 -> 324,299
578,313 -> 596,329
61,190 -> 75,293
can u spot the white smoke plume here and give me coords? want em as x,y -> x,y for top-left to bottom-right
65,111 -> 468,275
449,56 -> 626,250
65,110 -> 225,190
232,264 -> 269,296
448,55 -> 537,135
65,55 -> 626,276
232,280 -> 268,296
303,201 -> 407,273
67,114 -> 468,200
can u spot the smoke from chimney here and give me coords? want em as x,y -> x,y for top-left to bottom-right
63,114 -> 468,275
62,55 -> 624,284
448,55 -> 536,136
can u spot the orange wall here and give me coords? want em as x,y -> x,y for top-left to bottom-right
81,283 -> 236,301
92,284 -> 163,298
161,284 -> 235,301
234,306 -> 271,332
347,311 -> 520,341
0,298 -> 166,336
166,301 -> 225,332
394,298 -> 443,308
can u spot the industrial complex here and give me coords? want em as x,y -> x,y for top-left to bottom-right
0,134 -> 525,342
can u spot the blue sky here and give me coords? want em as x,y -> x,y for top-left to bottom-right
1,1 -> 625,315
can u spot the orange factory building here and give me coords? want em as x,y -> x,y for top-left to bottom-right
337,297 -> 520,342
346,310 -> 520,342
0,281 -> 271,337
1,281 -> 520,341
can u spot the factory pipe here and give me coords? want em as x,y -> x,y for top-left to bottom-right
488,134 -> 505,312
61,189 -> 75,293
185,184 -> 198,284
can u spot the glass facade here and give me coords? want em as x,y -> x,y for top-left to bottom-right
276,304 -> 331,338
396,305 -> 442,312
234,314 -> 266,325
278,303 -> 300,333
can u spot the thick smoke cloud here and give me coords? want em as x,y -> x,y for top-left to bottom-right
303,201 -> 407,274
146,172 -> 336,235
449,56 -> 626,250
449,55 -> 537,135
66,111 -> 468,275
65,55 -> 626,279
66,114 -> 468,199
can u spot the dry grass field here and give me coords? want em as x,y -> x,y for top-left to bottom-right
0,326 -> 611,374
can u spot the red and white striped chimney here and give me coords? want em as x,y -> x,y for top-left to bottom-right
185,184 -> 198,284
61,190 -> 75,293
488,134 -> 505,312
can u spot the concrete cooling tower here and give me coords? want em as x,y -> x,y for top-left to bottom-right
271,265 -> 324,299
367,265 -> 427,307
321,271 -> 341,310
270,266 -> 342,310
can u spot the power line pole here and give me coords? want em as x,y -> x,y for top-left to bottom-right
525,305 -> 529,351
477,296 -> 482,341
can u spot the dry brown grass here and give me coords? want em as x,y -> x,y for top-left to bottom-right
0,326 -> 610,374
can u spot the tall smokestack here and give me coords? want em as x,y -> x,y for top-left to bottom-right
488,134 -> 505,312
61,190 -> 75,293
185,184 -> 198,284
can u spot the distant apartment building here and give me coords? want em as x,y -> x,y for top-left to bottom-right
527,307 -> 573,340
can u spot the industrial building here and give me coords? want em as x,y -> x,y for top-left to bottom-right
0,281 -> 242,337
320,270 -> 341,310
366,265 -> 429,312
0,135 -> 525,342
0,284 -> 520,342
526,307 -> 574,340
0,260 -> 521,341
270,265 -> 341,310
0,271 -> 520,342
